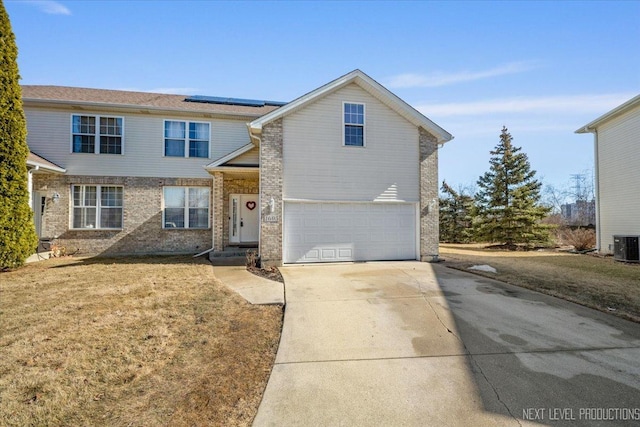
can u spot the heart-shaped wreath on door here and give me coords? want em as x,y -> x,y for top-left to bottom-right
246,201 -> 256,210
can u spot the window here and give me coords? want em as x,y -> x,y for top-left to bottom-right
344,103 -> 365,147
163,187 -> 210,229
164,120 -> 210,158
72,185 -> 123,229
72,115 -> 123,154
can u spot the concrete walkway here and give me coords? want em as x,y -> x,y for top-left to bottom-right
213,266 -> 284,305
253,261 -> 640,426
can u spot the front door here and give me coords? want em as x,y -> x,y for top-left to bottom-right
229,194 -> 259,244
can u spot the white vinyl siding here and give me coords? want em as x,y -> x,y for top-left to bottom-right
283,83 -> 419,202
226,147 -> 259,165
284,201 -> 417,263
595,106 -> 640,253
25,108 -> 253,178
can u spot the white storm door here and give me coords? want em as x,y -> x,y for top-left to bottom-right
33,191 -> 46,238
229,194 -> 259,244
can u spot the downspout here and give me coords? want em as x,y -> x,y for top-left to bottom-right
592,129 -> 602,252
195,165 -> 219,258
249,125 -> 263,259
194,169 -> 217,258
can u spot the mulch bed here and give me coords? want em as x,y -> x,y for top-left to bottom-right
247,265 -> 284,283
485,243 -> 549,251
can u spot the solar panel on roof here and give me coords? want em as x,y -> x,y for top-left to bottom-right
185,95 -> 287,107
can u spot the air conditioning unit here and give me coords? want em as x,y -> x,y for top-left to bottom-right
613,235 -> 640,263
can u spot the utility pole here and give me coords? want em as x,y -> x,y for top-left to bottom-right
570,173 -> 586,201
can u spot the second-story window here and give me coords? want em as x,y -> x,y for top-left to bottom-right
343,103 -> 365,147
164,120 -> 210,158
72,115 -> 123,154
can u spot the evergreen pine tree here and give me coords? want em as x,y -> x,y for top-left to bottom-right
439,181 -> 475,243
0,2 -> 38,269
474,127 -> 551,246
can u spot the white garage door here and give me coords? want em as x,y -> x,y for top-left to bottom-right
283,202 -> 417,263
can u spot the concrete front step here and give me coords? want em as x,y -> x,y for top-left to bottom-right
210,247 -> 257,258
210,256 -> 247,266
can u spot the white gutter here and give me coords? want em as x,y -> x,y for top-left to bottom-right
253,130 -> 263,259
26,160 -> 66,174
575,94 -> 640,134
203,166 -> 259,174
576,127 -> 602,252
23,98 -> 267,120
592,130 -> 601,251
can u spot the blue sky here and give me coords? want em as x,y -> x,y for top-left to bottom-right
6,0 -> 640,197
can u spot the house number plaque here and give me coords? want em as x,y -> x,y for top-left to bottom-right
264,215 -> 278,223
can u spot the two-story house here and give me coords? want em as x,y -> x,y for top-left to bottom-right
24,70 -> 452,266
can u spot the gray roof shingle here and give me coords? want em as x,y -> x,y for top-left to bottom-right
21,85 -> 283,117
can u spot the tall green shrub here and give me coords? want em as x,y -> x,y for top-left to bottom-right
0,2 -> 37,269
474,127 -> 551,246
439,181 -> 475,243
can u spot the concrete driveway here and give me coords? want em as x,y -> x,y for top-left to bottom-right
253,262 -> 640,426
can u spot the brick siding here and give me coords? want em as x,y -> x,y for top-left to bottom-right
32,174 -> 213,256
259,119 -> 284,266
419,128 -> 440,261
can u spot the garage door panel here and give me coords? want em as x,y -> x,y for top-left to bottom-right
304,249 -> 320,261
284,202 -> 417,263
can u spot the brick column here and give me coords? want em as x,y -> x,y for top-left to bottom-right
212,172 -> 224,252
259,119 -> 283,267
419,128 -> 439,261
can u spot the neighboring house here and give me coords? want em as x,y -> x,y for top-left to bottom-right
576,94 -> 640,254
23,70 -> 452,266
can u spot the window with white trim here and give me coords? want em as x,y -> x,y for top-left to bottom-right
164,120 -> 210,158
72,185 -> 123,229
72,115 -> 123,154
163,187 -> 210,229
343,103 -> 365,147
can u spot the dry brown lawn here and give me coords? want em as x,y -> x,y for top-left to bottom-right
440,244 -> 640,322
0,256 -> 283,426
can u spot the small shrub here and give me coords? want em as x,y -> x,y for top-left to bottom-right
50,244 -> 67,258
246,249 -> 258,268
559,227 -> 596,251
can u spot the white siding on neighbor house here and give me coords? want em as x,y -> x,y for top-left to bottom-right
226,147 -> 259,165
25,108 -> 252,178
596,105 -> 640,253
282,83 -> 420,202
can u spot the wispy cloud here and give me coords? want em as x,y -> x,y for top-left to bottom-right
25,1 -> 71,15
387,61 -> 540,88
416,93 -> 638,117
